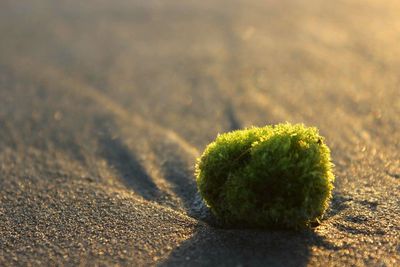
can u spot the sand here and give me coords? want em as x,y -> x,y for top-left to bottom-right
0,0 -> 399,265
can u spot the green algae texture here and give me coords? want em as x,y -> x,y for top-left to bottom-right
195,123 -> 335,229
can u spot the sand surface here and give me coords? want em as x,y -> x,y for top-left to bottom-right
0,0 -> 399,266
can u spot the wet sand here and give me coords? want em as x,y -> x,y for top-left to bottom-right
0,0 -> 399,265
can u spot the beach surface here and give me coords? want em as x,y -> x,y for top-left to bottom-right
0,0 -> 399,265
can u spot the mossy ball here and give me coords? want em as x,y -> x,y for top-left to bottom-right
195,123 -> 335,229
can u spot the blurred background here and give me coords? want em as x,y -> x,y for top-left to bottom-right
1,0 -> 399,146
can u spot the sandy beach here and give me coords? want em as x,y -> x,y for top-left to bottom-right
0,0 -> 399,265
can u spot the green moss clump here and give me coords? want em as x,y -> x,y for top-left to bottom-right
195,123 -> 335,229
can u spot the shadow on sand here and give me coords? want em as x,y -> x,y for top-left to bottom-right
160,224 -> 339,267
97,122 -> 163,201
161,192 -> 350,266
95,115 -> 199,209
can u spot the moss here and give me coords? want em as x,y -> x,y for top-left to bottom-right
195,123 -> 335,229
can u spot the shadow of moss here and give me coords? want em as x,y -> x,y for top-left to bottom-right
161,223 -> 339,267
